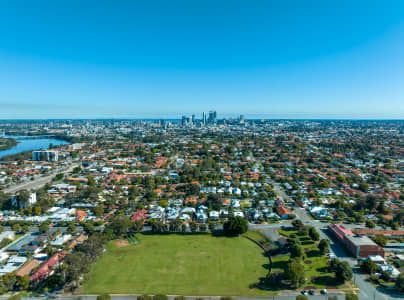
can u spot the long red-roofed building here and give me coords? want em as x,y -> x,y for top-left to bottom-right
30,252 -> 65,283
328,224 -> 384,258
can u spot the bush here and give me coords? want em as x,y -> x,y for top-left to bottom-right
220,297 -> 232,300
345,293 -> 358,300
296,295 -> 308,300
97,294 -> 111,300
174,297 -> 186,300
360,259 -> 377,274
366,220 -> 376,228
153,295 -> 168,300
396,273 -> 404,292
138,295 -> 152,300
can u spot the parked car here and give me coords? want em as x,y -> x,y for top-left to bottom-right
301,290 -> 308,296
309,290 -> 315,295
321,289 -> 328,294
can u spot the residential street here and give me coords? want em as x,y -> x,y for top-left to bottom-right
258,182 -> 399,300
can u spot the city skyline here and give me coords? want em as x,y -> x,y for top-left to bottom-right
1,1 -> 404,119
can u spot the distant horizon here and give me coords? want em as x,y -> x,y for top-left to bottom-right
0,115 -> 403,122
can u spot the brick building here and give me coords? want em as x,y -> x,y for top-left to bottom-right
328,224 -> 384,258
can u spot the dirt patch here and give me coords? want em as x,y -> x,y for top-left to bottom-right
305,260 -> 312,264
115,240 -> 130,248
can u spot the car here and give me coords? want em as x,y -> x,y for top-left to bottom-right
301,290 -> 308,296
321,289 -> 328,294
309,290 -> 315,295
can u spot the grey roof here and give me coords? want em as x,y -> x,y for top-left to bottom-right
6,234 -> 36,251
346,234 -> 378,247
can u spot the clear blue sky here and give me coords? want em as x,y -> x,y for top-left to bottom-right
0,0 -> 404,119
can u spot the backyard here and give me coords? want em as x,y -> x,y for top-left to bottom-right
83,233 -> 270,296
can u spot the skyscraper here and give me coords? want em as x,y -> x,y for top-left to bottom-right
208,111 -> 217,125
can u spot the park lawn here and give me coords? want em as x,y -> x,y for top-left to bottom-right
83,233 -> 270,296
273,229 -> 344,289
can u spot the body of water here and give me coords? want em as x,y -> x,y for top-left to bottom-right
0,135 -> 69,159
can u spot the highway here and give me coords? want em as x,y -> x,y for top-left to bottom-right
4,162 -> 79,194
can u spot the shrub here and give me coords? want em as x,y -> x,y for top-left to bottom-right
345,293 -> 358,300
138,295 -> 152,300
97,294 -> 111,300
153,295 -> 168,300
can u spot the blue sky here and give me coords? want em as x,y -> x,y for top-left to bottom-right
0,0 -> 404,119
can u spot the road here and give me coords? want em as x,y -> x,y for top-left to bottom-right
266,180 -> 398,300
4,162 -> 79,193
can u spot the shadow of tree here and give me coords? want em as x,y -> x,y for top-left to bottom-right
316,266 -> 330,273
307,249 -> 321,257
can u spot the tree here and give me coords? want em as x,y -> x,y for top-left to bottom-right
223,216 -> 248,235
366,220 -> 376,228
345,293 -> 358,300
308,226 -> 320,241
330,259 -> 353,282
174,297 -> 186,300
17,275 -> 30,290
285,259 -> 306,288
94,206 -> 104,217
16,190 -> 30,208
220,297 -> 232,300
63,252 -> 90,286
21,225 -> 29,234
395,273 -> 404,292
55,173 -> 64,181
106,215 -> 132,238
208,222 -> 216,232
296,296 -> 308,300
84,222 -> 95,235
97,295 -> 111,300
290,244 -> 305,259
12,223 -> 21,233
33,206 -> 41,216
199,223 -> 207,232
39,222 -> 49,233
138,295 -> 152,300
360,259 -> 377,274
190,222 -> 198,233
67,222 -> 76,233
292,219 -> 303,229
372,234 -> 387,247
318,238 -> 330,254
298,225 -> 309,236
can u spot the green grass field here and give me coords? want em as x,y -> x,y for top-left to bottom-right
83,233 -> 269,296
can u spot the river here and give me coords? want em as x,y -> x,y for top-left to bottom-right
0,135 -> 69,159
